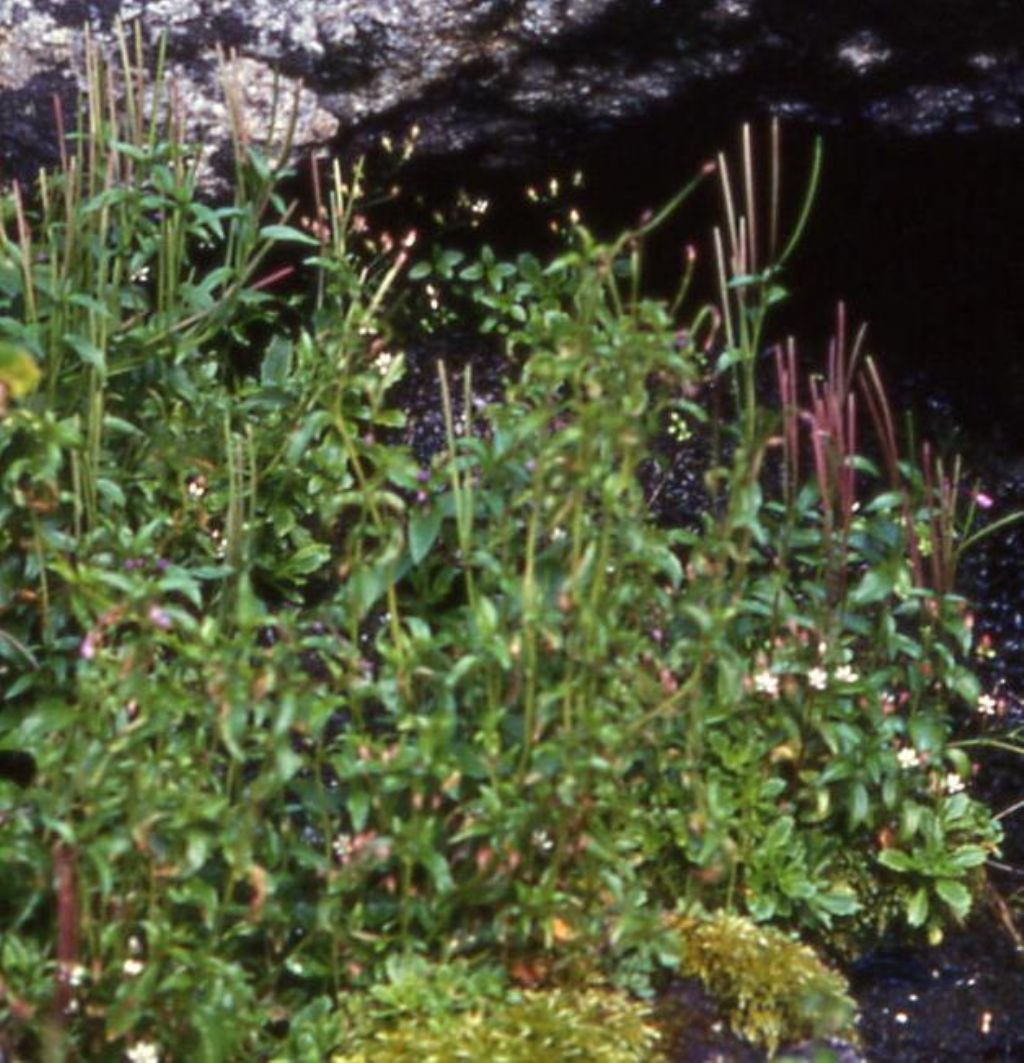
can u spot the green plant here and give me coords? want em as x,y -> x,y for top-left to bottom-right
0,27 -> 1015,1057
333,960 -> 662,1063
668,910 -> 856,1055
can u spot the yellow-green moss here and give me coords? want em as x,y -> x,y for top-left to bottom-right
668,912 -> 858,1056
332,986 -> 662,1062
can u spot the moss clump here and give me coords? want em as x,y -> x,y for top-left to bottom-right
668,912 -> 858,1055
332,985 -> 662,1062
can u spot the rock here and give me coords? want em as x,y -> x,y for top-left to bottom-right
2,1 -> 1024,190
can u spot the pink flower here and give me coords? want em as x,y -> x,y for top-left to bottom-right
973,490 -> 994,510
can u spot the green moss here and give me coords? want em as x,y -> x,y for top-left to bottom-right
669,912 -> 858,1056
815,852 -> 913,960
333,985 -> 662,1062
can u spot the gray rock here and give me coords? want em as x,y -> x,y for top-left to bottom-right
2,1 -> 1024,190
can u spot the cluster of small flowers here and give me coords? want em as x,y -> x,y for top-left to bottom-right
753,670 -> 780,699
752,662 -> 859,698
80,630 -> 101,661
373,349 -> 395,376
126,1042 -> 159,1063
209,526 -> 227,559
332,830 -> 391,868
944,772 -> 965,795
123,556 -> 170,573
525,171 -> 583,204
299,210 -> 331,243
123,936 -> 145,978
667,410 -> 692,443
380,124 -> 420,163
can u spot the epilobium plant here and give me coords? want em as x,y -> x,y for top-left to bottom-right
0,28 -> 1013,1058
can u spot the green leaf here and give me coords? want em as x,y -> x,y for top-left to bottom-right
848,782 -> 870,828
816,888 -> 861,916
276,543 -> 331,579
908,716 -> 944,754
286,410 -> 331,464
409,506 -> 443,565
949,845 -> 989,871
103,415 -> 144,437
474,595 -> 499,635
259,224 -> 321,247
849,567 -> 893,606
260,334 -> 292,386
63,333 -> 106,375
906,886 -> 929,927
347,789 -> 369,832
95,478 -> 126,508
763,815 -> 794,850
445,655 -> 478,687
157,569 -> 203,607
935,878 -> 972,919
877,849 -> 915,873
423,851 -> 453,893
715,347 -> 753,373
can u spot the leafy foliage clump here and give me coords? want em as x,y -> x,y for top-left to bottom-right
333,959 -> 661,1062
0,26 -> 1016,1061
670,912 -> 857,1054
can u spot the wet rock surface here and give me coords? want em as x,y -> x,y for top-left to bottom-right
5,1 -> 1024,190
849,920 -> 1024,1062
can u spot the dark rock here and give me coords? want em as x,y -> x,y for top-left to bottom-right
4,1 -> 1024,190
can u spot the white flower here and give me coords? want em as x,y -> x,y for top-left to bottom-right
62,963 -> 87,987
122,958 -> 144,977
977,693 -> 998,716
668,410 -> 692,442
834,664 -> 860,684
125,1042 -> 159,1063
531,828 -> 554,852
753,670 -> 780,699
373,350 -> 395,376
897,747 -> 921,770
944,772 -> 965,795
807,667 -> 828,691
